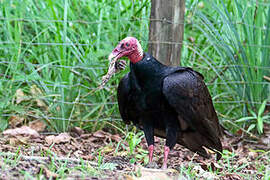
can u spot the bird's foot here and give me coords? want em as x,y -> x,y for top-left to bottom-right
115,60 -> 127,72
146,161 -> 159,169
161,146 -> 170,169
161,163 -> 167,169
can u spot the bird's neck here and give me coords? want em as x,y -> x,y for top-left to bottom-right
130,53 -> 167,83
128,51 -> 143,64
128,41 -> 144,63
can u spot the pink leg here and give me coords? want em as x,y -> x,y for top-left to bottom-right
148,145 -> 154,163
162,146 -> 170,169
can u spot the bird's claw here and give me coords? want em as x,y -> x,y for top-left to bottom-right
161,163 -> 167,169
99,59 -> 125,89
145,161 -> 159,169
115,60 -> 127,72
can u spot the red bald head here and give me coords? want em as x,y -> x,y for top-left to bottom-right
109,37 -> 143,64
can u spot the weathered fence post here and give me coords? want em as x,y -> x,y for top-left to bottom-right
148,0 -> 185,66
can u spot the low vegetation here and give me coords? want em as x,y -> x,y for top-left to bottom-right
0,0 -> 269,179
0,128 -> 269,179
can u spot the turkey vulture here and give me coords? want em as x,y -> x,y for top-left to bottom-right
107,37 -> 222,169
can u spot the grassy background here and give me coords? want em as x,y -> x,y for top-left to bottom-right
0,0 -> 269,134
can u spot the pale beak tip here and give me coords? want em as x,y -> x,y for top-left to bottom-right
108,53 -> 115,61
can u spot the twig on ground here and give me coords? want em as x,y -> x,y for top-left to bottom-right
0,152 -> 98,166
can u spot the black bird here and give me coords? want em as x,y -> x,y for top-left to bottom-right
108,37 -> 222,169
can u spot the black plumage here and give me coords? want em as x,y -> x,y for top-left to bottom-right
117,53 -> 222,163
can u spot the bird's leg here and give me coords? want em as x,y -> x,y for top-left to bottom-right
162,146 -> 170,169
162,120 -> 178,169
143,121 -> 156,167
115,60 -> 127,72
148,144 -> 154,163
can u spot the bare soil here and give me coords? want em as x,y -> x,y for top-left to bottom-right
0,127 -> 269,180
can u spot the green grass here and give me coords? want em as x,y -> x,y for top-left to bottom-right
0,0 -> 150,132
183,0 -> 270,134
1,0 -> 270,179
1,146 -> 269,179
0,0 -> 269,134
0,151 -> 113,179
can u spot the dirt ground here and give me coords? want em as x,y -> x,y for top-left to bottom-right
0,126 -> 269,179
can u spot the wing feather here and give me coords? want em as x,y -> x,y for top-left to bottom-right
162,69 -> 222,159
117,73 -> 139,125
117,74 -> 132,124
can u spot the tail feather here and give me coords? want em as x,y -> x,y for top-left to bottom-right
177,131 -> 222,160
153,128 -> 223,160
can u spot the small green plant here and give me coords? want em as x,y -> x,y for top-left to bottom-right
0,116 -> 8,132
126,130 -> 144,156
97,151 -> 104,168
135,148 -> 149,165
119,128 -> 147,164
99,163 -> 117,171
236,99 -> 269,134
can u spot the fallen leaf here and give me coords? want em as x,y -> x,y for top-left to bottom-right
248,151 -> 258,159
124,174 -> 172,180
210,162 -> 223,172
129,166 -> 178,180
29,120 -> 46,132
198,1 -> 205,9
36,99 -> 47,108
73,150 -> 83,158
45,136 -> 56,145
3,126 -> 39,138
15,89 -> 26,104
71,127 -> 84,136
41,166 -> 58,179
238,157 -> 248,165
111,134 -> 122,142
199,161 -> 208,171
193,165 -> 217,179
30,85 -> 47,108
260,128 -> 270,147
115,151 -> 129,157
9,115 -> 24,128
101,145 -> 114,153
9,137 -> 29,146
56,106 -> 60,111
45,133 -> 71,145
30,85 -> 43,96
188,37 -> 195,43
80,133 -> 91,139
236,129 -> 243,136
224,173 -> 243,180
87,136 -> 100,143
93,130 -> 107,138
81,154 -> 94,161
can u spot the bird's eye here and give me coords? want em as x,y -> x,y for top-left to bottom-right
126,43 -> 130,47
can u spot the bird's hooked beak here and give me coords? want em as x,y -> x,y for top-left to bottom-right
108,45 -> 124,62
99,48 -> 121,89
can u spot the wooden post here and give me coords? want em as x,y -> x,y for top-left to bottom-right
148,0 -> 185,66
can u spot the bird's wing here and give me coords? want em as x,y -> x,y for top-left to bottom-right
162,69 -> 222,158
117,73 -> 141,125
117,73 -> 132,124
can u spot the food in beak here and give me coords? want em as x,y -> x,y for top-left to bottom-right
98,57 -> 126,89
98,56 -> 118,89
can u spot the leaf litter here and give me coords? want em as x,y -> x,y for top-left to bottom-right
0,125 -> 269,179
